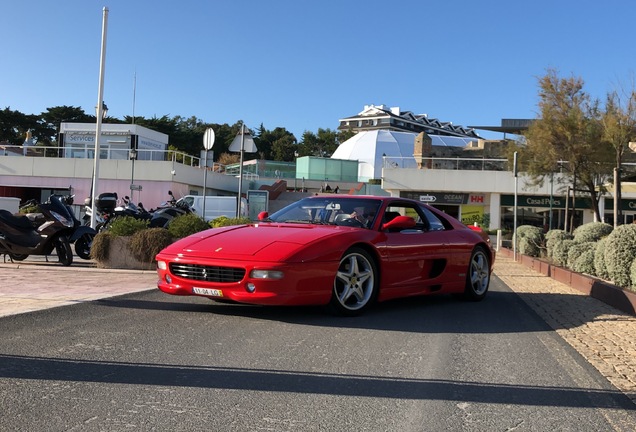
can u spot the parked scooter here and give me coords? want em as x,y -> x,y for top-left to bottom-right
61,195 -> 97,260
149,190 -> 193,228
83,193 -> 114,231
85,192 -> 154,232
117,195 -> 153,222
0,195 -> 78,265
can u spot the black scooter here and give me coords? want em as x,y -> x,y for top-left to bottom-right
20,195 -> 96,260
149,191 -> 192,228
0,195 -> 80,266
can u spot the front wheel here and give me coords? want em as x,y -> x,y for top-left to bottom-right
55,236 -> 73,266
328,247 -> 378,316
75,233 -> 94,260
463,247 -> 490,301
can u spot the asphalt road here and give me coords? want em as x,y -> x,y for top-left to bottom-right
1,277 -> 635,431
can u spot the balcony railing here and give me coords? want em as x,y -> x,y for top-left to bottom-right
0,144 -> 229,172
383,156 -> 511,171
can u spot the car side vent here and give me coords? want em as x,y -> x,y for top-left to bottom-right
170,263 -> 245,283
429,259 -> 446,279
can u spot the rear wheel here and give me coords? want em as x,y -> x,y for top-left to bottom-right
463,247 -> 490,301
9,253 -> 28,261
75,233 -> 94,260
55,236 -> 73,266
328,247 -> 378,316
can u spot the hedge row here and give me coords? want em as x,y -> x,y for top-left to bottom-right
90,214 -> 251,264
513,221 -> 636,292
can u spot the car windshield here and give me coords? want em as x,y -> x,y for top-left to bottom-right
267,197 -> 382,229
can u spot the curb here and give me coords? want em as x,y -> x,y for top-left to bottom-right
499,248 -> 636,316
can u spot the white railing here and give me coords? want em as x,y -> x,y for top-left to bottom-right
383,156 -> 510,171
0,144 -> 229,172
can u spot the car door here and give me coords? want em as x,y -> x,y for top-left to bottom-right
376,203 -> 450,297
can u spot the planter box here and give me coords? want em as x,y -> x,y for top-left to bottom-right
498,247 -> 636,316
95,236 -> 155,271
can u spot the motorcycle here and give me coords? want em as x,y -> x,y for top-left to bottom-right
83,192 -> 117,231
62,195 -> 97,260
148,190 -> 193,228
0,195 -> 79,265
86,192 -> 153,232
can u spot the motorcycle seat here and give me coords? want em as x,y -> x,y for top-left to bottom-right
25,213 -> 46,225
0,209 -> 35,230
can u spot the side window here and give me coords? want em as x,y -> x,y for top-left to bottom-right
421,207 -> 445,231
382,205 -> 428,232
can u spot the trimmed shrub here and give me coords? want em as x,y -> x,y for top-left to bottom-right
594,238 -> 610,280
552,239 -> 575,266
167,213 -> 210,239
545,229 -> 573,258
107,216 -> 149,237
572,222 -> 613,243
90,231 -> 113,261
604,224 -> 636,288
567,241 -> 596,271
128,228 -> 174,263
211,216 -> 251,228
630,258 -> 636,293
573,248 -> 596,275
513,225 -> 544,257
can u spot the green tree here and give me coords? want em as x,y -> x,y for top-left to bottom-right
0,107 -> 37,145
254,125 -> 296,160
601,88 -> 636,226
298,128 -> 340,157
41,105 -> 94,146
522,69 -> 613,230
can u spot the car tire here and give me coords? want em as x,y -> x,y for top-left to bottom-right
463,246 -> 490,301
328,247 -> 378,316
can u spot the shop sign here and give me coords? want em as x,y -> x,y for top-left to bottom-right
605,198 -> 636,212
501,195 -> 566,208
461,205 -> 484,225
401,192 -> 469,204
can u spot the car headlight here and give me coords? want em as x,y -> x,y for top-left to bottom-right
157,261 -> 167,270
250,269 -> 284,279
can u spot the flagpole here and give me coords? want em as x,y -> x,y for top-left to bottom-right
90,6 -> 109,229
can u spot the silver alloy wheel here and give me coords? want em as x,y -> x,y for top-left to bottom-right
468,248 -> 490,297
333,250 -> 376,312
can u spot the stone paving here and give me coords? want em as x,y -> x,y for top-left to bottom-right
0,258 -> 157,317
0,254 -> 635,406
494,255 -> 636,406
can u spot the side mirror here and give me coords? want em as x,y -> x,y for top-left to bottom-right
381,215 -> 416,231
258,211 -> 269,221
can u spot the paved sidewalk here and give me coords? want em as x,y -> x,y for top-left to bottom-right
494,255 -> 636,406
1,254 -> 635,406
0,258 -> 157,318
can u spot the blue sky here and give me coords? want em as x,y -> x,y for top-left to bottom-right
2,1 -> 636,141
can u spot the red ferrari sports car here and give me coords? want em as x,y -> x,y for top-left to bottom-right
156,195 -> 495,316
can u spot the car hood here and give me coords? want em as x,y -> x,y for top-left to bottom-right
159,223 -> 345,262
